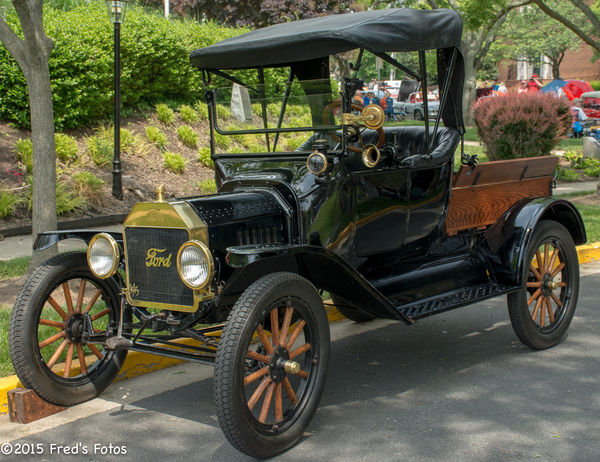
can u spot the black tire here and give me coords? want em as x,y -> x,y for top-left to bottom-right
330,294 -> 375,323
214,272 -> 330,459
414,109 -> 424,120
9,252 -> 127,406
507,221 -> 579,350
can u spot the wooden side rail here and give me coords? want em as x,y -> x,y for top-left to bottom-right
446,156 -> 557,236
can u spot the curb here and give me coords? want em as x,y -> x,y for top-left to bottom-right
2,242 -> 600,416
0,306 -> 346,415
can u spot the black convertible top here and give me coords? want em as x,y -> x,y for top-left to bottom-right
190,8 -> 462,69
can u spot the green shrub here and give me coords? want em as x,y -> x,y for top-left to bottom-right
179,104 -> 199,124
214,132 -> 232,150
26,176 -> 85,215
198,178 -> 217,194
15,138 -> 33,173
194,101 -> 209,120
86,126 -> 133,167
54,133 -> 78,163
473,92 -> 571,160
0,190 -> 24,218
177,125 -> 198,148
562,150 -> 600,177
156,103 -> 175,125
197,147 -> 214,168
163,151 -> 186,173
145,126 -> 167,150
216,105 -> 232,121
556,166 -> 579,181
119,128 -> 135,154
0,3 -> 247,129
56,181 -> 85,215
86,128 -> 113,167
72,171 -> 104,207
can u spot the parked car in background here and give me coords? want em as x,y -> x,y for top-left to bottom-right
396,91 -> 440,120
581,91 -> 600,119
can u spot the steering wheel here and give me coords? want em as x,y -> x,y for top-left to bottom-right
322,101 -> 385,153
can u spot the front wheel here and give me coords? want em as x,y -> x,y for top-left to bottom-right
507,221 -> 579,350
214,272 -> 330,459
9,252 -> 127,406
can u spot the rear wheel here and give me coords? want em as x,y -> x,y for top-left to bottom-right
9,252 -> 126,405
214,272 -> 330,459
414,109 -> 424,120
507,221 -> 579,350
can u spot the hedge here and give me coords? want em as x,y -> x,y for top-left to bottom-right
0,3 -> 246,129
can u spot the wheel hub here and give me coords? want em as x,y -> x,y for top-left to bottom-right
269,346 -> 290,383
65,313 -> 92,344
541,273 -> 558,296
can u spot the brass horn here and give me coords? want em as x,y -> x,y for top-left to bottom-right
362,144 -> 381,168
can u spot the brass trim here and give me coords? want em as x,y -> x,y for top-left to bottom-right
306,151 -> 328,175
283,360 -> 301,375
362,144 -> 381,168
176,240 -> 215,290
362,104 -> 385,130
87,233 -> 120,279
155,184 -> 166,202
341,104 -> 385,130
122,200 -> 213,313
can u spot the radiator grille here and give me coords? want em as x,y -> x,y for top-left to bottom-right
124,227 -> 194,308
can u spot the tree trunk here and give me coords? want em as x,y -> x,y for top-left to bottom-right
461,32 -> 479,127
0,1 -> 58,270
24,59 -> 57,268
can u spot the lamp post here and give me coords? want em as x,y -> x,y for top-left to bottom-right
106,0 -> 128,200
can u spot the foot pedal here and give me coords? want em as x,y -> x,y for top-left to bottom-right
105,337 -> 133,351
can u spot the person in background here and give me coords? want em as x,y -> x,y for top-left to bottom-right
363,91 -> 373,107
527,74 -> 542,93
497,82 -> 507,94
517,80 -> 528,94
353,89 -> 364,106
571,99 -> 588,138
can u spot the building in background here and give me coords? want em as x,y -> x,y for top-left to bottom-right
498,44 -> 600,87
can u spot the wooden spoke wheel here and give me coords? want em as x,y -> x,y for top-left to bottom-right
507,221 -> 579,350
9,252 -> 127,406
215,272 -> 330,459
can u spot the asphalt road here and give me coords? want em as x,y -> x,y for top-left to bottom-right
2,263 -> 600,462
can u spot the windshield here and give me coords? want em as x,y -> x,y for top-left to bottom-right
212,78 -> 341,153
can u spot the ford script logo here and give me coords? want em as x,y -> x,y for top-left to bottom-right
145,248 -> 173,268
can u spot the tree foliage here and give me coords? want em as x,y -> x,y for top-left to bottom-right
141,0 -> 353,27
492,3 -> 583,79
532,0 -> 600,54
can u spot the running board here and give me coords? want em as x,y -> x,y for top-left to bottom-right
395,283 -> 517,321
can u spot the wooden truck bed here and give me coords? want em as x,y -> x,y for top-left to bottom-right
445,156 -> 558,235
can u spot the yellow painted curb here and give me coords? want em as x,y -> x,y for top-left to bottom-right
577,242 -> 600,264
0,376 -> 21,415
0,305 -> 343,415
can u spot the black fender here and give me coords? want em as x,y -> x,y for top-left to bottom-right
34,230 -> 124,252
483,197 -> 586,286
219,244 -> 411,324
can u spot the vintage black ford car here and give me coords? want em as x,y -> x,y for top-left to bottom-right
9,8 -> 585,459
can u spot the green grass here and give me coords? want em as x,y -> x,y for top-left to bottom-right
575,204 -> 600,243
556,138 -> 583,151
0,256 -> 30,280
0,305 -> 14,377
